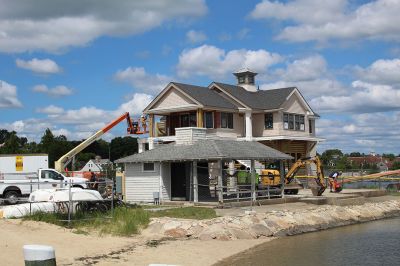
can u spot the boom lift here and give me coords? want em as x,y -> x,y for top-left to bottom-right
259,156 -> 332,196
54,112 -> 147,172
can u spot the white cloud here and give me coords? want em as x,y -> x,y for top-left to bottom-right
33,84 -> 73,97
250,0 -> 400,43
116,93 -> 154,116
0,0 -> 207,53
186,30 -> 207,44
36,105 -> 64,114
259,55 -> 346,99
15,58 -> 61,74
0,80 -> 22,108
114,67 -> 171,94
177,45 -> 282,78
354,58 -> 400,85
310,81 -> 400,113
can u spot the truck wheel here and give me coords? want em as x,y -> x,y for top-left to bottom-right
4,190 -> 20,205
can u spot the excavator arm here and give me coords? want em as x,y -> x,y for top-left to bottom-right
54,112 -> 147,172
285,156 -> 326,196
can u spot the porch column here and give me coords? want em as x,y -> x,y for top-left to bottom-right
197,109 -> 204,128
193,161 -> 198,203
279,160 -> 285,198
245,110 -> 253,141
251,159 -> 256,202
149,114 -> 154,138
218,160 -> 223,204
159,162 -> 163,203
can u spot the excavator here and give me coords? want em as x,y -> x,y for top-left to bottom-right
54,112 -> 147,173
259,156 -> 341,196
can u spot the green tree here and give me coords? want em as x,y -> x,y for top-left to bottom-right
349,152 -> 362,157
110,136 -> 138,161
320,149 -> 344,166
390,161 -> 400,170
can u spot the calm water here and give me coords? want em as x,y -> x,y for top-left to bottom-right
219,217 -> 400,266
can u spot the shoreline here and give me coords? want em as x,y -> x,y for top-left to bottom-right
1,197 -> 399,265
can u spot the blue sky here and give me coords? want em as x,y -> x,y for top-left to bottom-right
1,0 -> 400,154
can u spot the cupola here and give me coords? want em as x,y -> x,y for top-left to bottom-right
233,68 -> 258,92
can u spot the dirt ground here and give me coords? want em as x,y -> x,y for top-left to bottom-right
1,192 -> 397,266
0,218 -> 270,266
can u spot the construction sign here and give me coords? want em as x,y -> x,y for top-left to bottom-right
15,156 -> 23,172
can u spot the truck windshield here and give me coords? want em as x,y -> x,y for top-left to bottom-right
41,170 -> 62,180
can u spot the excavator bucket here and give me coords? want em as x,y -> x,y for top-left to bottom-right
311,186 -> 326,196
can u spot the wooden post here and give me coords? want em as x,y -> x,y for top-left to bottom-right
197,109 -> 203,128
251,159 -> 256,202
280,160 -> 285,198
193,161 -> 198,203
149,114 -> 154,137
218,160 -> 223,204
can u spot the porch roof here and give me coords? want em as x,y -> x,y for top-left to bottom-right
115,139 -> 292,163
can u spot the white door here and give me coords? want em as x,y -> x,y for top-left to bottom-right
39,170 -> 65,189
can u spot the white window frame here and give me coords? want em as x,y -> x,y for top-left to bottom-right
142,162 -> 156,172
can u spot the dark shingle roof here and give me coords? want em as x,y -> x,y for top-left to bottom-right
213,82 -> 296,110
172,82 -> 237,110
115,139 -> 292,163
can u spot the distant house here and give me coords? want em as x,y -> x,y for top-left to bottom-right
80,157 -> 111,172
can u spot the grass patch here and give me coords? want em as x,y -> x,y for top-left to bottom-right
149,206 -> 217,220
23,207 -> 150,236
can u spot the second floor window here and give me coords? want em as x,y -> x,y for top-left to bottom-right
283,113 -> 305,131
221,112 -> 233,129
204,112 -> 214,128
265,113 -> 273,129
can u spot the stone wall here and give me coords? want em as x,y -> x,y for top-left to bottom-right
145,200 -> 400,240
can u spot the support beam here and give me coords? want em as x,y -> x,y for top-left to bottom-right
149,114 -> 154,137
193,161 -> 198,203
245,111 -> 253,141
279,160 -> 285,198
218,160 -> 223,204
251,159 -> 256,202
197,109 -> 204,128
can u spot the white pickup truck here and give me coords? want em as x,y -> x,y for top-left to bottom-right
0,168 -> 88,204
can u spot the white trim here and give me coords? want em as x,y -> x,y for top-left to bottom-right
142,162 -> 156,172
238,136 -> 325,142
144,83 -> 203,113
146,104 -> 201,114
286,88 -> 316,116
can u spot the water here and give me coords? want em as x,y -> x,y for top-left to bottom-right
219,218 -> 400,266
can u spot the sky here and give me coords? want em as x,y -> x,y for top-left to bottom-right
1,0 -> 400,154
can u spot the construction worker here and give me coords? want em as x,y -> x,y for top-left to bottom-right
89,169 -> 97,190
328,171 -> 341,192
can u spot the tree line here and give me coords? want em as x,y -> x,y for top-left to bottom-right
0,129 -> 138,169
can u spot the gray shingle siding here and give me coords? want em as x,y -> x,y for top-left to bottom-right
115,139 -> 292,163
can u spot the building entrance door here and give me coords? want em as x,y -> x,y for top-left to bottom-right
171,162 -> 187,200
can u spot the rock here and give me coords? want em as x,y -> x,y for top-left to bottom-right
165,228 -> 187,238
198,233 -> 214,240
229,228 -> 254,239
146,222 -> 163,233
249,224 -> 273,237
163,221 -> 182,231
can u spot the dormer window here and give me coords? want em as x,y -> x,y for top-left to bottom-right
248,76 -> 254,84
238,76 -> 245,84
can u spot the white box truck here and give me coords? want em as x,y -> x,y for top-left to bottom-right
0,154 -> 88,204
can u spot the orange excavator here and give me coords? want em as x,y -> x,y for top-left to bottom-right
55,112 -> 147,172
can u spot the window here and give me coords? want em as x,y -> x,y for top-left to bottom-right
264,113 -> 273,129
41,170 -> 62,180
204,112 -> 214,128
143,163 -> 155,172
221,112 -> 233,129
180,113 -> 196,127
238,76 -> 245,84
283,113 -> 305,131
248,76 -> 254,84
283,114 -> 289,130
309,119 -> 313,133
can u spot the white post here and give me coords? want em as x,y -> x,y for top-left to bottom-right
23,245 -> 56,266
159,162 -> 163,204
245,111 -> 253,141
218,160 -> 223,204
280,160 -> 285,198
251,159 -> 256,202
148,138 -> 154,150
193,161 -> 198,203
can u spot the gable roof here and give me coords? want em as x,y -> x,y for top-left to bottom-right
115,139 -> 292,163
172,82 -> 237,109
212,82 -> 296,110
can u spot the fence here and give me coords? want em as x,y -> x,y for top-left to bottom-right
0,179 -> 120,225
